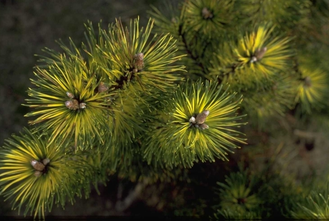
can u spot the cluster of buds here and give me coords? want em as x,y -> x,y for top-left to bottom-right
250,47 -> 267,63
189,110 -> 210,130
98,82 -> 109,93
133,52 -> 144,73
202,7 -> 213,19
65,91 -> 86,110
31,158 -> 50,177
304,76 -> 312,87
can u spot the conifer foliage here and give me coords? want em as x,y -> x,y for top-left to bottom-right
1,0 -> 329,219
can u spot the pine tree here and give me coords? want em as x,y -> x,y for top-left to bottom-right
1,0 -> 329,219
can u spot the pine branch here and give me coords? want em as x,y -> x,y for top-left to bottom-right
115,179 -> 149,212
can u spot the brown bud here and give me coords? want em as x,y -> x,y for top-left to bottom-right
189,116 -> 196,124
65,99 -> 79,110
66,91 -> 75,99
34,170 -> 42,177
251,47 -> 267,63
202,7 -> 213,19
79,102 -> 87,109
195,110 -> 210,124
42,158 -> 50,166
199,123 -> 209,130
98,82 -> 109,93
134,52 -> 144,71
304,76 -> 312,87
31,160 -> 45,171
